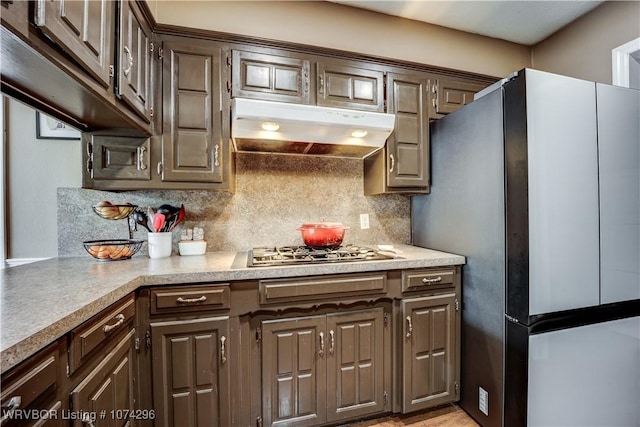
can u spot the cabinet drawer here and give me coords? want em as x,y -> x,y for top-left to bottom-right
260,273 -> 387,304
68,294 -> 135,373
1,344 -> 59,418
402,268 -> 455,292
150,284 -> 230,314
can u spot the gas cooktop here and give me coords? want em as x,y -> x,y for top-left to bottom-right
248,245 -> 393,267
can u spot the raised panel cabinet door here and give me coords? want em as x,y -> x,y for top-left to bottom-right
70,329 -> 136,427
325,308 -> 386,423
316,62 -> 384,112
35,0 -> 114,88
261,315 -> 327,427
401,294 -> 458,413
151,317 -> 231,427
117,0 -> 152,122
432,79 -> 485,116
232,50 -> 311,104
386,73 -> 430,188
162,37 -> 228,183
85,134 -> 151,181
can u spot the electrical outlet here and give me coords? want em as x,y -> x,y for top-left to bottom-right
359,213 -> 370,230
479,387 -> 489,416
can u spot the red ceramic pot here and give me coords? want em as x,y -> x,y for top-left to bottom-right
296,221 -> 349,248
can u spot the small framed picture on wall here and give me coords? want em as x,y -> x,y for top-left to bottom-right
35,112 -> 81,140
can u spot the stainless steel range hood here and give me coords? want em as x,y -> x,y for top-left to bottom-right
231,98 -> 395,158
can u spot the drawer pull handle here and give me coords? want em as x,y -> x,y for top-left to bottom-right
329,330 -> 335,355
422,276 -> 443,284
319,332 -> 325,357
1,396 -> 22,424
176,295 -> 207,304
220,336 -> 227,364
103,314 -> 125,333
81,412 -> 95,427
406,316 -> 413,338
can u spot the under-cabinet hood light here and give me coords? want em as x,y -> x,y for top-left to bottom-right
261,121 -> 280,132
231,98 -> 395,158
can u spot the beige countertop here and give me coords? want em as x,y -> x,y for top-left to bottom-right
0,245 -> 464,372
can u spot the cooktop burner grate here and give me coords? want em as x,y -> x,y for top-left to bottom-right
248,245 -> 393,267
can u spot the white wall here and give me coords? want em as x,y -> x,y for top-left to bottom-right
5,98 -> 82,259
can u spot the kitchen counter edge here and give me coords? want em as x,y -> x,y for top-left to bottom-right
0,245 -> 464,372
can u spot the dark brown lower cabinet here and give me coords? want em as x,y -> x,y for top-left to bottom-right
401,294 -> 459,413
150,316 -> 230,427
261,308 -> 387,427
69,329 -> 136,427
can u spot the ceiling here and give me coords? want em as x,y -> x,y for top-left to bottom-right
329,1 -> 605,45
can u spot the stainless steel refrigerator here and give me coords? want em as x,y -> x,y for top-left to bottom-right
412,68 -> 640,427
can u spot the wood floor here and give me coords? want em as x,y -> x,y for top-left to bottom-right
341,404 -> 480,427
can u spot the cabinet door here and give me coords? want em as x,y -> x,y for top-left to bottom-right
401,294 -> 458,413
86,134 -> 150,181
326,308 -> 386,423
70,329 -> 136,427
232,50 -> 311,104
151,317 -> 230,427
432,79 -> 484,116
117,0 -> 152,122
161,37 -> 228,184
317,62 -> 384,112
261,315 -> 326,427
386,73 -> 430,188
35,0 -> 114,88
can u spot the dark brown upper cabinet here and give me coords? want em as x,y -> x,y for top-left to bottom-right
231,48 -> 385,113
117,0 -> 153,124
34,0 -> 115,89
160,36 -> 231,187
364,72 -> 430,195
232,49 -> 311,104
316,61 -> 385,112
84,133 -> 151,183
430,78 -> 486,118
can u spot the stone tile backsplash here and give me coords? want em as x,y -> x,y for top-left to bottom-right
58,153 -> 410,256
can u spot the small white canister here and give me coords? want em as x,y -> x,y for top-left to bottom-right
148,232 -> 172,258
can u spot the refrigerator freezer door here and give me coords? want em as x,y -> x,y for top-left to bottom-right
527,316 -> 640,427
597,83 -> 640,304
524,70 -> 601,315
